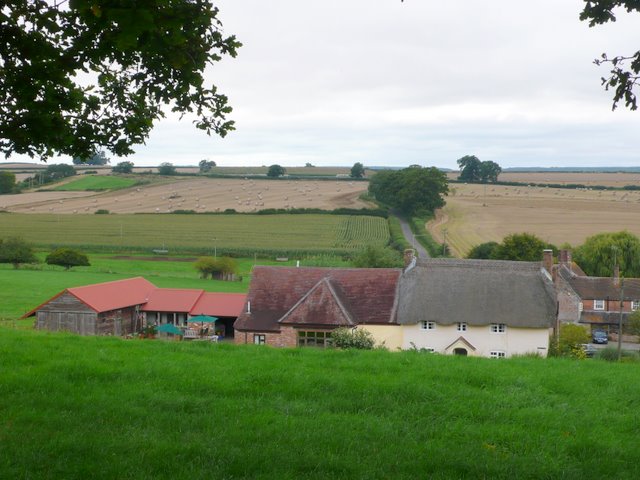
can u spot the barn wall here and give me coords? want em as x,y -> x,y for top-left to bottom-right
96,307 -> 138,336
35,292 -> 97,335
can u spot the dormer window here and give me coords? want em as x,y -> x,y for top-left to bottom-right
420,321 -> 435,330
593,300 -> 605,311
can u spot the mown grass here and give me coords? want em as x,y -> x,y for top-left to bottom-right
0,214 -> 389,255
0,253 -> 350,320
53,175 -> 138,191
1,329 -> 639,479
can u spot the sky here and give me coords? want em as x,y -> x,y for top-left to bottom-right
15,1 -> 640,169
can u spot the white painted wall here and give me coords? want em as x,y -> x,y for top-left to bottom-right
402,323 -> 550,358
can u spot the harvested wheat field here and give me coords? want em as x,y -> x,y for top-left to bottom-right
446,171 -> 640,188
1,178 -> 370,214
429,182 -> 640,257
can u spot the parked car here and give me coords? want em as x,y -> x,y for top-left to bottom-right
592,330 -> 608,344
580,343 -> 598,358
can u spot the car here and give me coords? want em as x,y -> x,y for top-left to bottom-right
580,343 -> 598,358
592,330 -> 608,344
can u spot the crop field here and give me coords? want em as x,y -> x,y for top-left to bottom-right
429,182 -> 640,257
1,177 -> 370,213
0,213 -> 389,254
53,175 -> 138,191
1,329 -> 640,479
446,171 -> 640,187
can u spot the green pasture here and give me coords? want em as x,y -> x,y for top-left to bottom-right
1,329 -> 639,479
53,175 -> 138,191
0,253 -> 349,320
0,213 -> 389,255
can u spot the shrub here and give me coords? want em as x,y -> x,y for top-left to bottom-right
112,161 -> 134,174
0,237 -> 38,268
94,209 -> 110,214
331,327 -> 375,350
550,323 -> 590,358
351,245 -> 402,268
194,256 -> 238,280
158,162 -> 176,175
45,248 -> 90,270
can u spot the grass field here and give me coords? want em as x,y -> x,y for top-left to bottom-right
429,182 -> 640,257
53,175 -> 138,191
0,253 -> 350,320
0,213 -> 389,255
1,329 -> 639,479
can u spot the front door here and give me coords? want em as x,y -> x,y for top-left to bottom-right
453,348 -> 468,356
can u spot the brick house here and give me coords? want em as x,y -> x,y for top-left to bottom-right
552,250 -> 640,334
234,266 -> 402,348
23,277 -> 246,337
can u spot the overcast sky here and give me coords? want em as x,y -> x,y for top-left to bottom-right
30,1 -> 640,168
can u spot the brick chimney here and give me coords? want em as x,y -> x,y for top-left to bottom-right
543,249 -> 553,276
559,249 -> 572,266
613,264 -> 620,286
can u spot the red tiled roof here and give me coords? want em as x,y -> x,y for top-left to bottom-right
190,292 -> 247,317
235,266 -> 401,332
68,277 -> 157,313
141,288 -> 204,313
559,266 -> 640,300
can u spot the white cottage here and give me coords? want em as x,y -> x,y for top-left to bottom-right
397,258 -> 557,357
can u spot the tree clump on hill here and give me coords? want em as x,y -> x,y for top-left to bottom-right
267,164 -> 286,178
0,237 -> 37,269
194,256 -> 238,281
368,165 -> 448,216
0,2 -> 240,160
350,162 -> 365,178
199,159 -> 216,173
467,233 -> 556,262
45,248 -> 90,271
457,155 -> 502,183
73,151 -> 110,165
158,163 -> 177,176
573,231 -> 640,278
112,161 -> 134,174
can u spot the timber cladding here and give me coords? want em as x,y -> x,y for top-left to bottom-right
35,291 -> 137,336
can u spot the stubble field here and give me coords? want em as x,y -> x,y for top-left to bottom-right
0,177 -> 369,213
429,180 -> 640,257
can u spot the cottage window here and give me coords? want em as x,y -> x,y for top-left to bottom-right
578,302 -> 583,312
593,299 -> 605,311
298,330 -> 332,348
490,323 -> 506,333
632,300 -> 640,311
457,322 -> 467,332
254,334 -> 266,345
420,321 -> 436,330
490,351 -> 506,358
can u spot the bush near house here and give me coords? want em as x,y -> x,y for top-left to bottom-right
331,327 -> 375,349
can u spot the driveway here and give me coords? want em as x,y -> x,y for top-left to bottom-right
393,213 -> 430,259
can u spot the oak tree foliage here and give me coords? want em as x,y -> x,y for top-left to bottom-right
267,164 -> 286,178
350,162 -> 365,178
0,0 -> 241,160
368,166 -> 448,216
112,160 -> 134,173
457,155 -> 501,183
45,247 -> 90,270
0,237 -> 37,268
580,1 -> 640,110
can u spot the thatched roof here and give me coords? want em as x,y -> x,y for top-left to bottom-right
397,258 -> 556,328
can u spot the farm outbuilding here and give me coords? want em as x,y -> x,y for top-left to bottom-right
25,277 -> 155,336
23,277 -> 247,338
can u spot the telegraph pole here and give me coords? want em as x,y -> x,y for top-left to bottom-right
618,277 -> 624,361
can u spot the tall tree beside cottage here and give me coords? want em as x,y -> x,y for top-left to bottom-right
0,1 -> 240,160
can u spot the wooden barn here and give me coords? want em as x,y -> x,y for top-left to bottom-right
24,277 -> 156,336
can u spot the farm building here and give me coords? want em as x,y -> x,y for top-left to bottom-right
236,256 -> 558,357
398,258 -> 557,357
234,266 -> 403,348
553,250 -> 640,334
23,277 -> 246,338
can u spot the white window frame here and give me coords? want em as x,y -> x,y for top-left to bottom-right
578,302 -> 583,312
593,299 -> 605,311
490,323 -> 506,334
632,300 -> 640,311
457,322 -> 467,332
420,321 -> 435,331
490,351 -> 506,358
253,334 -> 266,345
